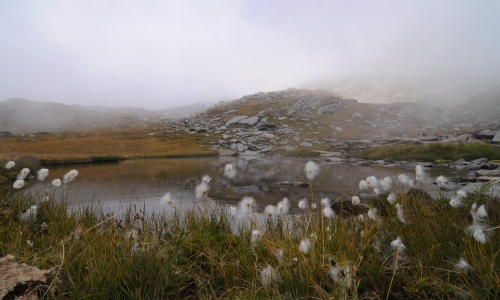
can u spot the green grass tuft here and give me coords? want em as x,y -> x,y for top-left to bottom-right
350,143 -> 500,162
90,155 -> 121,163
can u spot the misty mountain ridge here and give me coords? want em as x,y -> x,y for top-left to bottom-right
307,76 -> 499,107
1,80 -> 499,135
0,98 -> 207,134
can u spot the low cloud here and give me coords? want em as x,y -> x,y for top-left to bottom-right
0,0 -> 498,109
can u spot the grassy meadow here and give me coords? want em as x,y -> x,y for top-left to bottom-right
0,125 -> 218,164
1,161 -> 499,299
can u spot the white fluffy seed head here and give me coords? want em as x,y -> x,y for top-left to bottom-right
17,168 -> 30,180
264,205 -> 276,217
304,161 -> 320,180
5,161 -> 15,170
470,202 -> 488,224
13,179 -> 25,189
238,197 -> 257,218
366,176 -> 379,188
52,179 -> 61,187
455,257 -> 471,273
456,189 -> 467,198
20,205 -> 38,222
195,181 -> 209,199
387,193 -> 397,204
251,229 -> 263,244
379,177 -> 392,191
475,205 -> 488,221
260,264 -> 280,287
398,174 -> 410,185
229,206 -> 236,217
436,175 -> 447,186
37,168 -> 49,181
408,180 -> 416,188
321,197 -> 330,206
351,196 -> 360,205
160,192 -> 174,207
415,165 -> 430,183
201,175 -> 211,183
63,170 -> 78,183
300,238 -> 312,254
449,196 -> 464,208
359,180 -> 368,191
223,164 -> 237,179
390,236 -> 406,251
373,188 -> 382,196
468,225 -> 488,243
323,206 -> 335,219
298,199 -> 308,210
276,197 -> 290,215
396,203 -> 406,224
368,208 -> 378,221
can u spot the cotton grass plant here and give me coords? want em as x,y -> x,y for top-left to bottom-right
1,160 -> 499,299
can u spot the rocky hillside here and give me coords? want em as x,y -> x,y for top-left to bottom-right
451,84 -> 500,129
171,88 -> 496,156
0,98 -> 207,134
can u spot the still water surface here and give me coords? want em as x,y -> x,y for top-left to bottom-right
30,157 -> 459,214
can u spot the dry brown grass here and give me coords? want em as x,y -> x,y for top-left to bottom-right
0,125 -> 218,161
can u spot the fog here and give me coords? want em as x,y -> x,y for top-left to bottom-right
1,1 -> 499,109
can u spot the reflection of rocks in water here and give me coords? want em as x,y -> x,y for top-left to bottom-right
236,159 -> 249,169
232,185 -> 269,194
218,156 -> 237,165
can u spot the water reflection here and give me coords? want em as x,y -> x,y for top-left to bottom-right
30,157 -> 459,214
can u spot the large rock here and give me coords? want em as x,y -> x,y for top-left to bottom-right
473,130 -> 498,140
260,133 -> 275,139
236,143 -> 248,152
219,149 -> 237,156
226,116 -> 248,126
0,255 -> 53,299
329,140 -> 351,151
326,157 -> 346,163
238,116 -> 259,125
440,134 -> 470,143
475,169 -> 500,176
493,131 -> 500,143
286,94 -> 341,115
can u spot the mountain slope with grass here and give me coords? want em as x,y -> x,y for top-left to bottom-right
185,88 -> 498,157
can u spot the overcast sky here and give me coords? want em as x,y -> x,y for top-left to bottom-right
1,1 -> 499,109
